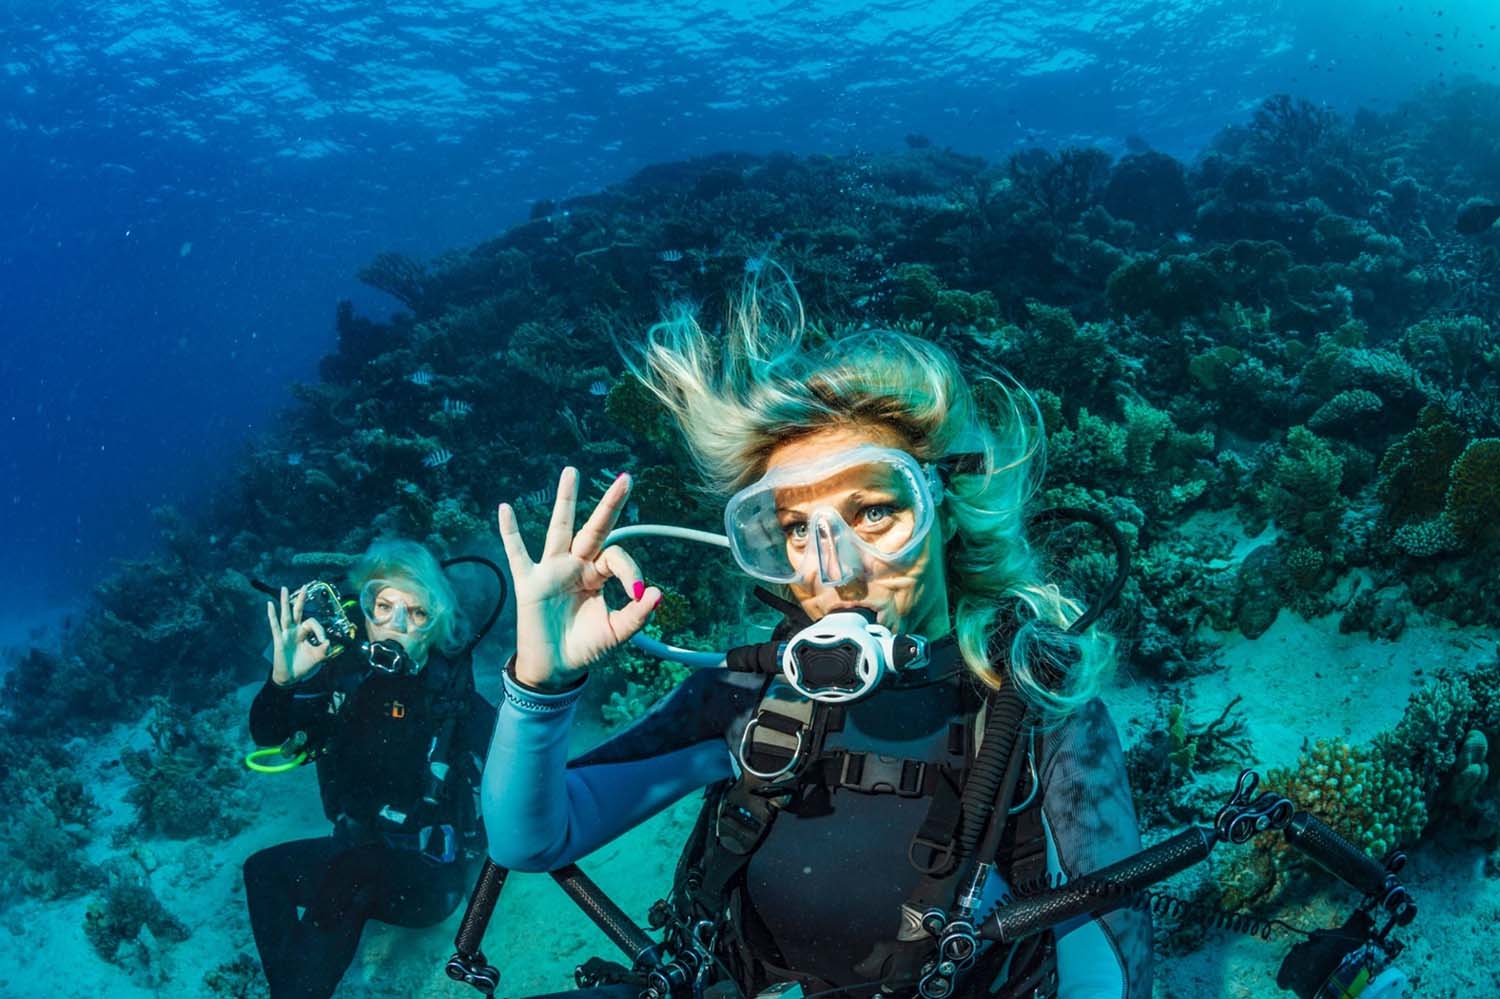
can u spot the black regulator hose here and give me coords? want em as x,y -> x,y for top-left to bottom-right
955,683 -> 1030,862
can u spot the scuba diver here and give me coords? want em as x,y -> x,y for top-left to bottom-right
243,539 -> 500,999
481,275 -> 1152,999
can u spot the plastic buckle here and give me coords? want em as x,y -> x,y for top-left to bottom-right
839,753 -> 927,797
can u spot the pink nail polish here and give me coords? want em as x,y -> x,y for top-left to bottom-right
652,595 -> 663,611
632,581 -> 646,601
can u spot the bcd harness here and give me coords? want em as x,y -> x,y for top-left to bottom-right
654,610 -> 1064,999
317,643 -> 487,865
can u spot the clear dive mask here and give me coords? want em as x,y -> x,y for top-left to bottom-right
359,579 -> 434,634
724,445 -> 943,586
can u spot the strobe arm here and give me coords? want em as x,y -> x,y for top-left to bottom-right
1282,812 -> 1413,924
446,860 -> 509,996
979,770 -> 1415,945
979,826 -> 1216,944
551,864 -> 662,971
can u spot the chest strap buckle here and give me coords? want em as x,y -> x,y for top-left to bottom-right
836,751 -> 931,797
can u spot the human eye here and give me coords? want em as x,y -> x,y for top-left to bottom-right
859,503 -> 897,526
781,519 -> 809,542
411,608 -> 430,624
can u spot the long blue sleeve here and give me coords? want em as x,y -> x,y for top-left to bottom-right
1040,698 -> 1153,999
481,667 -> 736,872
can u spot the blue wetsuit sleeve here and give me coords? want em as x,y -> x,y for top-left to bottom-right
1042,813 -> 1128,999
481,666 -> 735,872
1039,698 -> 1153,999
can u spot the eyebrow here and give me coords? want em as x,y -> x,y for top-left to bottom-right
776,489 -> 887,515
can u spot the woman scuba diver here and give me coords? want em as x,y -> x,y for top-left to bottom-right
244,538 -> 498,999
483,273 -> 1151,999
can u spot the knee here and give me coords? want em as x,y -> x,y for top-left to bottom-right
243,844 -> 284,892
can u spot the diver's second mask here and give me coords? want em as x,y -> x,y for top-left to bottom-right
781,608 -> 928,703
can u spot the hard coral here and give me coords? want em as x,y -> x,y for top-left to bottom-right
1267,737 -> 1426,861
1444,438 -> 1500,547
1256,426 -> 1345,542
1376,405 -> 1469,527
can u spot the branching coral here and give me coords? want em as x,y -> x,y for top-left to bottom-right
1307,389 -> 1383,437
1376,405 -> 1470,526
121,700 -> 250,840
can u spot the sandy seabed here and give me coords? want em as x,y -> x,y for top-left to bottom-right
2,612 -> 1496,999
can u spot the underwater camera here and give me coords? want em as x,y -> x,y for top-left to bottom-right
298,579 -> 419,676
298,579 -> 360,655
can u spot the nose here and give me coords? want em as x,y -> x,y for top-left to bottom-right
809,510 -> 863,587
388,604 -> 410,632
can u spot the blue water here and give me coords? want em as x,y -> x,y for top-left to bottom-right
3,1 -> 1496,619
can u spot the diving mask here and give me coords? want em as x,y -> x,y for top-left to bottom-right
360,580 -> 434,633
724,445 -> 944,586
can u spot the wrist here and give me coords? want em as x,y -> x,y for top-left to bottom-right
507,656 -> 585,694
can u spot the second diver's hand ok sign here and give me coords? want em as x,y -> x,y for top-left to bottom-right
498,467 -> 661,692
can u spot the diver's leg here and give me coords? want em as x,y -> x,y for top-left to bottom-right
243,837 -> 342,999
368,846 -> 471,928
278,842 -> 392,999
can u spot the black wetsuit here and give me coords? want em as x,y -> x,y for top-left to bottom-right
244,647 -> 496,999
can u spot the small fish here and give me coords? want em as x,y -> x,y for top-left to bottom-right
744,255 -> 765,275
658,249 -> 683,262
409,368 -> 434,387
287,452 -> 303,466
589,379 -> 609,396
443,397 -> 472,416
423,448 -> 453,468
522,486 -> 552,507
1457,200 -> 1500,235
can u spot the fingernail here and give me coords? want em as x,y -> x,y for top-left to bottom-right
615,472 -> 627,484
632,580 -> 646,601
652,595 -> 663,611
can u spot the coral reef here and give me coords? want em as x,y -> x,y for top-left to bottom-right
121,698 -> 250,840
83,856 -> 190,983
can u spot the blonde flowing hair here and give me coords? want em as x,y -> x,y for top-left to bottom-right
619,267 -> 1116,719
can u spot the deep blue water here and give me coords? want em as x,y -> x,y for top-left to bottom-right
3,0 -> 1497,626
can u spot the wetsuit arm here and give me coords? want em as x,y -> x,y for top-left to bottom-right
248,672 -> 333,746
1038,698 -> 1153,999
482,664 -> 734,872
1041,812 -> 1129,999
